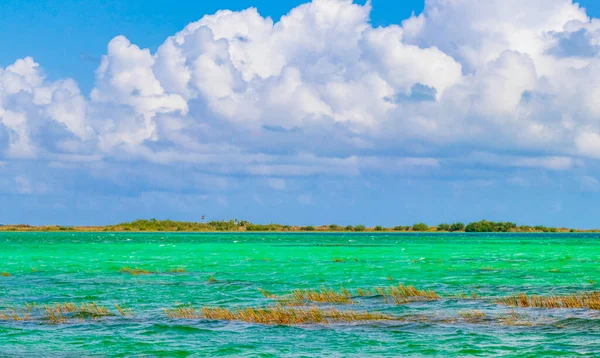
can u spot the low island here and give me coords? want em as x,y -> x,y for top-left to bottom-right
0,219 -> 591,233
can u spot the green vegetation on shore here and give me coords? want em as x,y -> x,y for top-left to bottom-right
0,219 -> 589,233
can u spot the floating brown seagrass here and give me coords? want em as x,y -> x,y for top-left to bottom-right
164,305 -> 395,325
260,285 -> 439,305
0,302 -> 130,324
498,292 -> 600,310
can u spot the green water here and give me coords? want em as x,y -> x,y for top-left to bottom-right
1,232 -> 599,356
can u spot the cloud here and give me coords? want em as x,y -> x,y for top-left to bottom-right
401,0 -> 588,71
0,57 -> 90,159
462,152 -> 581,171
3,0 -> 600,222
548,29 -> 600,58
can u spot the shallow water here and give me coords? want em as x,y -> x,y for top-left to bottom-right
1,232 -> 599,356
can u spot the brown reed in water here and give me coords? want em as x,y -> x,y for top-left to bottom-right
165,304 -> 395,325
0,308 -> 29,321
119,267 -> 154,275
114,304 -> 134,316
498,292 -> 600,310
164,305 -> 544,327
388,285 -> 440,304
258,288 -> 276,298
0,302 -> 116,324
264,285 -> 439,305
288,287 -> 354,304
351,285 -> 439,304
0,302 -> 570,327
42,302 -> 112,324
458,310 -> 486,323
498,309 -> 534,326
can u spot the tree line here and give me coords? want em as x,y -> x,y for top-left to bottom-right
94,219 -> 564,233
0,219 -> 570,232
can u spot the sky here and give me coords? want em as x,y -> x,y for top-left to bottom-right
2,0 -> 600,227
0,0 -> 426,94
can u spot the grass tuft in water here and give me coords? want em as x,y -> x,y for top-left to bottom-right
258,288 -> 276,298
114,304 -> 134,316
119,267 -> 154,275
387,285 -> 439,304
499,310 -> 534,326
0,308 -> 30,321
458,310 -> 486,323
42,302 -> 112,324
1,302 -> 122,324
498,292 -> 600,310
165,304 -> 395,325
287,287 -> 354,304
263,285 -> 439,305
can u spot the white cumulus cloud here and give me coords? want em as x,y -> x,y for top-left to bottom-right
2,0 -> 600,197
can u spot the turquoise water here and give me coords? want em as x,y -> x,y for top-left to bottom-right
0,232 -> 599,356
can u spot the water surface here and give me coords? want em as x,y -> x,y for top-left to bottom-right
1,232 -> 599,356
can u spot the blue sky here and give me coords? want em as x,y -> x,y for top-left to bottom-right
2,0 -> 600,227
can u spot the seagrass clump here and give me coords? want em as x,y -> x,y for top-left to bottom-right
261,287 -> 354,304
354,285 -> 439,303
0,308 -> 30,321
114,304 -> 133,316
289,287 -> 353,304
458,310 -> 486,323
498,310 -> 534,326
1,302 -> 119,324
267,285 -> 439,305
258,288 -> 276,298
119,267 -> 154,275
42,302 -> 112,324
356,288 -> 373,296
165,305 -> 395,325
387,285 -> 440,304
498,292 -> 600,310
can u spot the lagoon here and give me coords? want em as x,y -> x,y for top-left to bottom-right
1,232 -> 599,356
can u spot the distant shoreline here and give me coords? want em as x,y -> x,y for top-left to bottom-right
0,219 -> 595,233
1,230 -> 598,234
